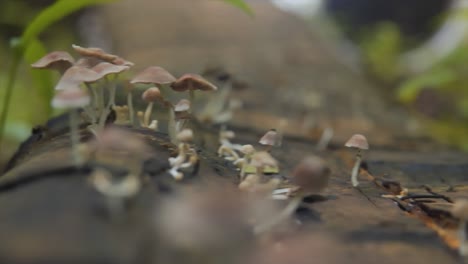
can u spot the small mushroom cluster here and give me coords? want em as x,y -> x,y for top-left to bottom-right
168,129 -> 199,181
33,44 -> 218,168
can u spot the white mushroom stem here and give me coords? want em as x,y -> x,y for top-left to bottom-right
148,120 -> 158,131
316,127 -> 334,151
351,150 -> 362,187
137,111 -> 145,127
127,92 -> 135,125
254,195 -> 302,235
168,166 -> 184,180
168,108 -> 177,144
458,221 -> 468,256
85,83 -> 99,113
169,143 -> 187,167
143,102 -> 154,128
217,145 -> 239,161
69,109 -> 83,167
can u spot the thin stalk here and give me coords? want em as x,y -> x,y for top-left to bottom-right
69,109 -> 83,166
127,92 -> 134,125
143,102 -> 154,127
254,196 -> 302,235
351,151 -> 362,187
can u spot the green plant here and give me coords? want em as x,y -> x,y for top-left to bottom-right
222,0 -> 253,16
0,0 -> 118,155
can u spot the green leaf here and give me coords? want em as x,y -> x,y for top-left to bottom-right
222,0 -> 254,16
396,69 -> 456,103
20,0 -> 118,47
24,38 -> 54,117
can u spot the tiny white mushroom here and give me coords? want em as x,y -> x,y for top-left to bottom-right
344,134 -> 369,187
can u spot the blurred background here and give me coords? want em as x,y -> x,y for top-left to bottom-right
2,0 -> 468,168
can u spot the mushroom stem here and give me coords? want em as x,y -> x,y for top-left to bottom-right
189,89 -> 195,106
85,83 -> 99,120
458,221 -> 468,256
254,195 -> 302,235
168,109 -> 177,144
144,102 -> 154,127
351,151 -> 362,187
127,92 -> 135,125
137,111 -> 145,127
69,109 -> 83,167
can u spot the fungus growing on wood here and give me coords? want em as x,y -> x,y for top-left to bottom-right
51,88 -> 90,166
344,134 -> 369,187
168,129 -> 198,181
254,155 -> 330,234
31,51 -> 75,74
141,87 -> 163,128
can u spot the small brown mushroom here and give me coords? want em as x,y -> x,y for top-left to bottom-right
250,151 -> 278,180
259,129 -> 278,152
55,65 -> 102,90
130,66 -> 176,86
72,44 -> 134,66
174,99 -> 191,133
51,88 -> 90,167
344,134 -> 369,187
31,51 -> 75,74
141,87 -> 162,127
171,73 -> 218,102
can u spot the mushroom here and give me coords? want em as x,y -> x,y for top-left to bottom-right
72,44 -> 134,66
250,151 -> 278,181
31,51 -> 75,74
452,199 -> 468,256
168,129 -> 196,181
174,99 -> 191,133
123,81 -> 136,125
88,168 -> 141,218
344,134 -> 369,187
236,144 -> 256,179
254,156 -> 330,234
141,87 -> 163,128
171,73 -> 218,102
92,62 -> 130,127
259,129 -> 278,152
51,88 -> 90,167
130,66 -> 176,88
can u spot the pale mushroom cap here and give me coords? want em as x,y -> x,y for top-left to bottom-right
51,88 -> 90,108
174,99 -> 191,112
31,51 -> 75,71
177,129 -> 194,142
142,87 -> 162,102
240,144 -> 255,155
72,44 -> 117,62
259,130 -> 278,146
344,134 -> 369,150
250,151 -> 278,168
130,66 -> 176,85
55,66 -> 103,90
452,199 -> 468,220
171,73 -> 218,92
291,156 -> 330,193
92,62 -> 129,78
220,130 -> 235,139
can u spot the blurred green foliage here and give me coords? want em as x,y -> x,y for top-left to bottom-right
361,18 -> 468,150
222,0 -> 253,16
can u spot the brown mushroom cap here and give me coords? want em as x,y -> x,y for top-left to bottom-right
92,62 -> 129,79
259,129 -> 278,146
72,44 -> 134,66
171,73 -> 218,92
250,151 -> 278,169
174,99 -> 191,112
177,129 -> 194,142
130,66 -> 176,85
31,51 -> 75,72
452,199 -> 468,220
240,144 -> 256,155
52,88 -> 90,109
142,87 -> 162,103
55,66 -> 103,90
344,134 -> 369,150
291,156 -> 330,194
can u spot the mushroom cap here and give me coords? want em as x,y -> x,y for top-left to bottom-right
177,129 -> 194,142
291,156 -> 330,194
171,73 -> 218,92
250,151 -> 278,169
72,44 -> 117,62
31,51 -> 75,71
92,62 -> 129,78
174,99 -> 191,112
220,130 -> 235,140
452,199 -> 468,220
344,134 -> 369,150
142,87 -> 162,102
240,144 -> 256,155
259,129 -> 278,146
130,66 -> 176,85
51,88 -> 90,109
55,66 -> 103,90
